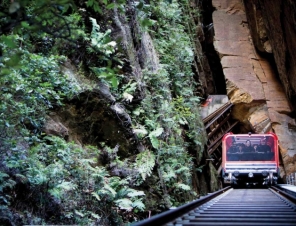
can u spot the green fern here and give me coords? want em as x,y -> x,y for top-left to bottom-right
0,172 -> 9,186
91,192 -> 101,201
100,184 -> 116,198
132,199 -> 145,211
15,173 -> 28,183
115,190 -> 145,212
162,167 -> 177,182
88,17 -> 116,55
134,151 -> 155,181
114,198 -> 133,210
0,172 -> 16,205
175,183 -> 190,191
148,127 -> 164,149
127,190 -> 145,198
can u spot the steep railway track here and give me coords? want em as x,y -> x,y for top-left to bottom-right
134,96 -> 296,225
134,186 -> 296,226
202,98 -> 238,172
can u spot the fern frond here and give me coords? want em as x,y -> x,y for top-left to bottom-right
174,166 -> 190,174
132,199 -> 145,211
57,181 -> 77,191
89,17 -> 116,55
91,212 -> 101,220
99,184 -> 116,198
6,179 -> 16,189
115,188 -> 129,199
0,172 -> 9,181
162,168 -> 177,182
134,151 -> 155,181
74,209 -> 85,217
175,183 -> 190,191
114,198 -> 133,210
127,189 -> 145,198
91,192 -> 100,201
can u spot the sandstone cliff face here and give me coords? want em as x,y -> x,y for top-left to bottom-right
243,0 -> 296,109
211,0 -> 296,178
243,0 -> 296,178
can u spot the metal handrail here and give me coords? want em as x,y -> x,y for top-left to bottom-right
132,186 -> 231,226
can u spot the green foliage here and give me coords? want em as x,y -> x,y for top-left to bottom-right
173,96 -> 192,118
86,0 -> 127,14
88,17 -> 117,55
0,36 -> 77,142
0,0 -> 76,34
86,0 -> 102,13
127,0 -> 206,209
91,66 -> 119,88
22,136 -> 146,224
134,151 -> 156,181
0,0 -> 208,223
87,17 -> 119,88
148,127 -> 164,149
0,28 -> 82,224
115,188 -> 145,211
0,172 -> 15,204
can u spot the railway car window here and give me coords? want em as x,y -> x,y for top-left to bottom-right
225,135 -> 276,161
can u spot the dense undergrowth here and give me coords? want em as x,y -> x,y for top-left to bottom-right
0,0 -> 211,225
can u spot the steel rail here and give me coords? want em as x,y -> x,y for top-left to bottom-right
202,101 -> 232,126
202,99 -> 237,171
207,113 -> 231,138
160,188 -> 296,226
132,186 -> 231,226
207,121 -> 238,151
204,105 -> 232,129
270,185 -> 296,204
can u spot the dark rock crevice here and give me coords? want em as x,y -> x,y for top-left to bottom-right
201,0 -> 227,95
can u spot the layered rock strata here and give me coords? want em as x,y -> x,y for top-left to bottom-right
212,0 -> 296,178
243,0 -> 296,108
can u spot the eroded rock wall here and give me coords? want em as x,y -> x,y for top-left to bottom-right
243,0 -> 296,108
212,0 -> 296,178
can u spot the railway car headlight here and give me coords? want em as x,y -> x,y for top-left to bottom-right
262,171 -> 268,177
233,171 -> 240,177
248,172 -> 254,178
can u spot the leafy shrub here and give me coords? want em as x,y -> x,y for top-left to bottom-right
0,35 -> 78,138
23,136 -> 145,224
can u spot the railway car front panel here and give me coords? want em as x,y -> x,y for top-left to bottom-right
222,133 -> 279,186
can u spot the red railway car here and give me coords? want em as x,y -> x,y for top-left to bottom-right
221,132 -> 279,186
